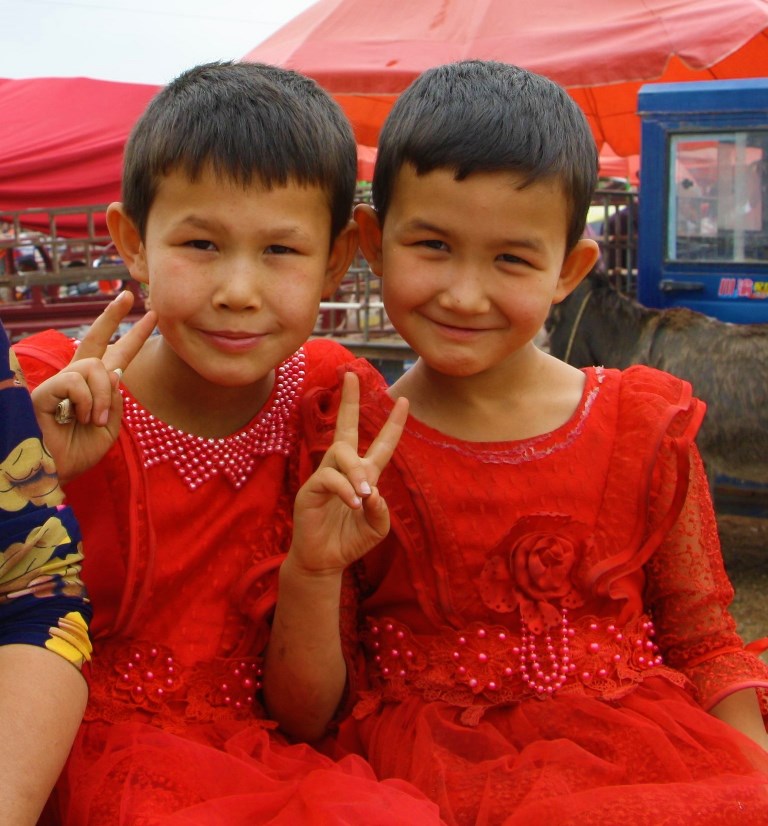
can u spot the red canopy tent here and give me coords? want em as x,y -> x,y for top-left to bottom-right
0,74 -> 379,234
0,76 -> 161,234
243,0 -> 768,160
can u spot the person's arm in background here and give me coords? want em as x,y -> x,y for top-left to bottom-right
0,320 -> 92,825
0,646 -> 88,824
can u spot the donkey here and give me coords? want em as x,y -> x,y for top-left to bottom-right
545,269 -> 768,486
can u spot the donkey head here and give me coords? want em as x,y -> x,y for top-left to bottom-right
544,268 -> 602,366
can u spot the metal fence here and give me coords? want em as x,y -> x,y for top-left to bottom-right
586,187 -> 639,295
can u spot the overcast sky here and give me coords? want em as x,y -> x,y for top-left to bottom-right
1,0 -> 317,85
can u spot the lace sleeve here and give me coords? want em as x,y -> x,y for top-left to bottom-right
644,444 -> 768,715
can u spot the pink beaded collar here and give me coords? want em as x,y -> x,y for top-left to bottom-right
122,349 -> 306,491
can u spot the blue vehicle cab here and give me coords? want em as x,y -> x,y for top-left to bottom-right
638,79 -> 768,324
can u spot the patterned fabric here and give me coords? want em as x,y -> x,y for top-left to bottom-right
0,321 -> 91,667
303,360 -> 768,826
15,332 -> 443,826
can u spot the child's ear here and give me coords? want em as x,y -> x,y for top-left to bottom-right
552,238 -> 600,304
106,203 -> 149,284
322,219 -> 359,299
354,204 -> 383,277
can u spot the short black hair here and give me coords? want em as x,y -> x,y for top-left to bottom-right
372,60 -> 598,251
122,61 -> 357,242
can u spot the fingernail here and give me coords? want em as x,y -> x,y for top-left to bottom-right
359,481 -> 372,496
97,410 -> 109,426
351,495 -> 362,508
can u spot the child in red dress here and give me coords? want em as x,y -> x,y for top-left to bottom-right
266,60 -> 768,825
19,61 -> 442,825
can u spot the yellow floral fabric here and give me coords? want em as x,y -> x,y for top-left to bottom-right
0,320 -> 91,668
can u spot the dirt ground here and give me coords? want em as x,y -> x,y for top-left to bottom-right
717,511 -> 768,665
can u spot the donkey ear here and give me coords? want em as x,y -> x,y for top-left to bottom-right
553,238 -> 600,304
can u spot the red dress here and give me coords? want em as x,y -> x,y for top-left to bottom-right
15,333 -> 443,826
303,361 -> 768,826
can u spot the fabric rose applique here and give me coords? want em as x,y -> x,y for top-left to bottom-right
479,515 -> 590,634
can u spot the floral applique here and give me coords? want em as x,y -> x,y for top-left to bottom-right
112,644 -> 183,712
479,514 -> 588,634
88,641 -> 270,730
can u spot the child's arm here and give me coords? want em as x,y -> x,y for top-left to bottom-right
710,689 -> 768,751
264,372 -> 408,741
645,445 -> 768,752
29,290 -> 157,483
0,644 -> 87,825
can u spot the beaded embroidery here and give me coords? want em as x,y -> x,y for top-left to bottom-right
364,612 -> 668,706
122,349 -> 306,491
86,640 -> 266,730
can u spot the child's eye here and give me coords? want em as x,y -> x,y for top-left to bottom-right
265,244 -> 297,255
417,239 -> 448,251
187,240 -> 216,251
498,253 -> 530,266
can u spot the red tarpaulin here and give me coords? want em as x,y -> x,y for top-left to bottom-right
243,0 -> 768,157
0,76 -> 161,234
0,75 -> 380,234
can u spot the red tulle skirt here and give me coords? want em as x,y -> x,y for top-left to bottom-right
342,678 -> 768,826
53,719 -> 445,825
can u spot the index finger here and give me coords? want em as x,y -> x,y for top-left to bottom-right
71,290 -> 137,363
103,307 -> 158,373
363,396 -> 409,480
332,371 -> 361,454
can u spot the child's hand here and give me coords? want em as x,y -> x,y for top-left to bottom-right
289,371 -> 409,576
31,290 -> 157,482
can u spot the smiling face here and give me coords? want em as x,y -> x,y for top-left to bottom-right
358,165 -> 597,384
109,166 -> 354,392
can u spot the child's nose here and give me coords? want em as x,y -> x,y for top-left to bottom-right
214,259 -> 263,311
439,266 -> 491,313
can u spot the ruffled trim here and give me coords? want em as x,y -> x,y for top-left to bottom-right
585,366 -> 705,619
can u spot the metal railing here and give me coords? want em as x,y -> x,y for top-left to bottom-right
587,188 -> 639,295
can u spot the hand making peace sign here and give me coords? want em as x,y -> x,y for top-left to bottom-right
289,371 -> 409,574
30,290 -> 157,483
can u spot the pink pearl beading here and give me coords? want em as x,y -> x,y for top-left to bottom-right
114,645 -> 181,709
369,621 -> 421,679
518,609 -> 573,696
122,349 -> 306,490
364,614 -> 664,702
96,642 -> 264,720
209,660 -> 263,712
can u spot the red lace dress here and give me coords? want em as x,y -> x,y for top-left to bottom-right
15,333 -> 443,826
304,361 -> 768,826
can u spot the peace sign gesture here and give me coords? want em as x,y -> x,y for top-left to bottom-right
289,370 -> 409,574
31,290 -> 157,483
